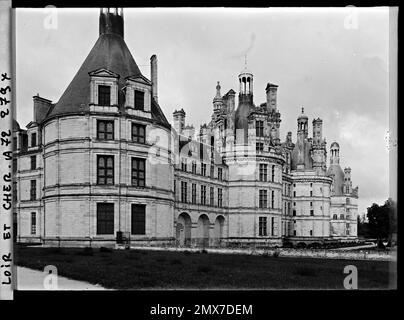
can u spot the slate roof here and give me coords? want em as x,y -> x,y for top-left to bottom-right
44,32 -> 170,128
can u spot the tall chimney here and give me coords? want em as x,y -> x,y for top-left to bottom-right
150,54 -> 158,103
33,94 -> 52,124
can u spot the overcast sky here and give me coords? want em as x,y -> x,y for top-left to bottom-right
15,7 -> 391,216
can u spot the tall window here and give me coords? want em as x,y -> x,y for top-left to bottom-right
288,202 -> 291,215
174,180 -> 176,198
218,168 -> 223,181
218,188 -> 223,207
97,155 -> 114,185
132,123 -> 146,144
310,191 -> 313,197
181,181 -> 188,203
31,212 -> 36,235
259,164 -> 268,182
256,142 -> 264,153
31,132 -> 37,147
210,165 -> 214,178
98,85 -> 111,105
310,210 -> 314,216
181,160 -> 187,172
30,180 -> 36,200
259,190 -> 267,208
192,162 -> 197,174
271,217 -> 275,236
131,204 -> 146,235
271,165 -> 275,182
271,190 -> 275,208
132,158 -> 146,187
256,120 -> 264,137
201,185 -> 206,205
210,187 -> 214,206
12,158 -> 17,173
293,210 -> 296,216
96,203 -> 114,235
201,163 -> 206,176
134,90 -> 145,110
97,120 -> 114,140
30,155 -> 36,170
259,217 -> 267,236
191,183 -> 197,204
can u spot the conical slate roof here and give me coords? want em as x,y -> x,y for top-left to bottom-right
45,31 -> 170,128
327,164 -> 345,195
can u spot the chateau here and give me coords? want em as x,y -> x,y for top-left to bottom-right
12,9 -> 358,247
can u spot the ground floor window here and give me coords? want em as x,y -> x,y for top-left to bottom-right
259,217 -> 267,236
97,203 -> 114,235
131,204 -> 146,235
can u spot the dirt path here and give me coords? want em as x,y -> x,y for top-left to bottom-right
16,266 -> 109,290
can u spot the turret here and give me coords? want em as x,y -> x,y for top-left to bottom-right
99,8 -> 124,39
330,141 -> 340,165
297,107 -> 308,139
213,81 -> 223,112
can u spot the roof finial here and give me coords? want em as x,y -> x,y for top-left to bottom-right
244,53 -> 248,69
301,107 -> 304,114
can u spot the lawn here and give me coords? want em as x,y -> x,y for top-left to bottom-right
15,246 -> 394,290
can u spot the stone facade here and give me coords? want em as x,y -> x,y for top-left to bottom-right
13,8 -> 358,247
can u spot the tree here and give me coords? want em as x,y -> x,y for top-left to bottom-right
366,198 -> 396,243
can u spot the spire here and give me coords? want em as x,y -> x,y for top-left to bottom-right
99,8 -> 124,38
214,81 -> 222,100
213,81 -> 223,110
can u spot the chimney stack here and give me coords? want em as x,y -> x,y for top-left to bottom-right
266,83 -> 278,112
33,95 -> 52,124
150,55 -> 158,103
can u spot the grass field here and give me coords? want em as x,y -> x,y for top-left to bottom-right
15,246 -> 394,289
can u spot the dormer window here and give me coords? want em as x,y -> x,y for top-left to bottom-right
31,132 -> 37,147
134,90 -> 145,110
89,68 -> 119,109
124,75 -> 152,115
98,85 -> 111,106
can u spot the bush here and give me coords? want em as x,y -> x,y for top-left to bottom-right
100,247 -> 113,253
296,242 -> 307,249
283,242 -> 294,248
